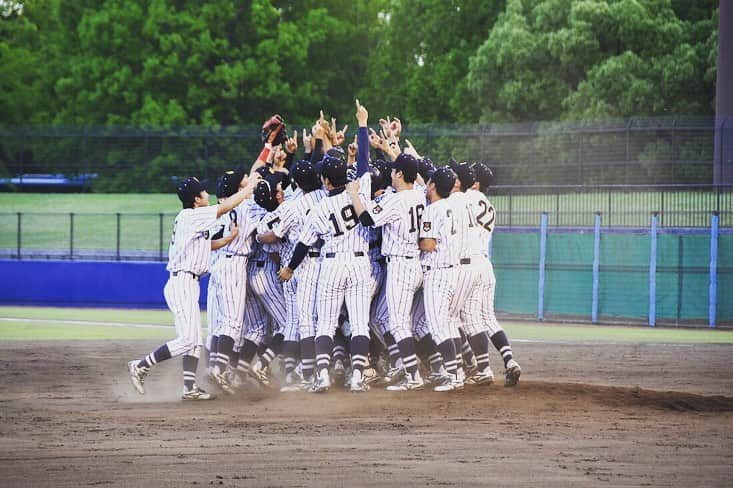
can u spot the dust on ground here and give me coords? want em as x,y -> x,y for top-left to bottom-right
1,340 -> 732,487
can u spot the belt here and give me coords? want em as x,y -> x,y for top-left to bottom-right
422,264 -> 455,272
308,252 -> 321,258
459,258 -> 471,265
324,251 -> 365,258
385,255 -> 416,263
225,253 -> 248,258
171,271 -> 200,281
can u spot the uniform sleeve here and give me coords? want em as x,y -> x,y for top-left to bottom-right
297,208 -> 325,247
420,204 -> 441,240
358,172 -> 372,201
271,203 -> 297,239
190,205 -> 220,233
365,192 -> 400,227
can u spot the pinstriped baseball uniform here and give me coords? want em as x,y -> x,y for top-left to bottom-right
205,219 -> 225,344
447,191 -> 482,338
210,200 -> 259,342
459,189 -> 502,336
364,188 -> 427,343
299,187 -> 371,340
270,189 -> 326,340
164,205 -> 220,358
419,198 -> 460,346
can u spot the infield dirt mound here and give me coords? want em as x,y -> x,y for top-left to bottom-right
0,340 -> 732,487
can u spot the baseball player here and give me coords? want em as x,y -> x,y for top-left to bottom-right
279,147 -> 372,393
204,180 -> 228,375
242,178 -> 289,384
208,168 -> 261,394
346,153 -> 428,391
127,175 -> 255,400
469,162 -> 521,386
418,166 -> 465,392
257,159 -> 326,391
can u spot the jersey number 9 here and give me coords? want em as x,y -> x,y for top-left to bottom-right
328,205 -> 358,236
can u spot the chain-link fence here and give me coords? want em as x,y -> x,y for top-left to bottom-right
1,116 -> 731,192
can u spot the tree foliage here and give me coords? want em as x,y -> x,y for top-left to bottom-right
0,0 -> 719,128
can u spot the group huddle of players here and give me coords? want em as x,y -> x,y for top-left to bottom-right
127,100 -> 520,400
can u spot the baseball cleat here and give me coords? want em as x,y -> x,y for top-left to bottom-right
383,366 -> 405,385
504,359 -> 521,387
349,370 -> 369,393
386,371 -> 425,391
332,359 -> 346,385
433,373 -> 462,392
127,360 -> 148,395
279,372 -> 302,393
250,362 -> 272,388
466,366 -> 495,386
182,385 -> 216,401
213,370 -> 235,395
308,370 -> 331,393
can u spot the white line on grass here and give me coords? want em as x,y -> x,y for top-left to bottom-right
0,317 -> 177,330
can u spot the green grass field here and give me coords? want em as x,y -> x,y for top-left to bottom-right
0,191 -> 728,253
1,306 -> 731,343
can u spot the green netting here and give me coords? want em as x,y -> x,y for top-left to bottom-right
655,234 -> 709,321
544,231 -> 594,317
718,234 -> 733,322
490,228 -> 733,325
493,232 -> 538,315
597,233 -> 650,320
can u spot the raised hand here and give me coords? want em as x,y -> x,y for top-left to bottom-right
404,138 -> 421,159
334,124 -> 348,146
285,130 -> 298,154
348,134 -> 358,158
355,99 -> 368,127
302,128 -> 312,153
390,117 -> 402,138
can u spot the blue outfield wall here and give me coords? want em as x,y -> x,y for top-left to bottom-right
0,260 -> 210,308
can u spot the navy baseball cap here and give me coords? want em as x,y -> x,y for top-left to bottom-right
292,159 -> 321,192
177,176 -> 208,206
418,156 -> 435,181
389,153 -> 419,182
428,167 -> 456,198
472,162 -> 495,190
319,155 -> 347,186
216,167 -> 245,199
449,159 -> 476,191
254,179 -> 280,212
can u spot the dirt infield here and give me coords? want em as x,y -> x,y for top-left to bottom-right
1,340 -> 732,487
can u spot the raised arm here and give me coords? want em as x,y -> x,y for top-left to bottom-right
355,99 -> 370,177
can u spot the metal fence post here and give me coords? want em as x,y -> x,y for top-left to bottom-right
709,211 -> 719,328
538,212 -> 548,321
648,212 -> 658,327
159,213 -> 164,261
16,212 -> 21,259
70,212 -> 75,260
116,213 -> 121,261
19,132 -> 25,193
592,212 -> 601,324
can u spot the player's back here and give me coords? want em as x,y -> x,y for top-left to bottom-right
419,198 -> 459,269
310,189 -> 369,254
377,188 -> 426,258
166,205 -> 219,275
465,189 -> 496,257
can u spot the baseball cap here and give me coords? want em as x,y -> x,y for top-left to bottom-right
418,156 -> 435,181
177,176 -> 208,206
319,155 -> 347,186
449,159 -> 476,191
472,162 -> 495,190
428,167 -> 456,198
389,153 -> 418,182
216,167 -> 245,199
254,179 -> 280,212
291,159 -> 321,192
326,146 -> 347,164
